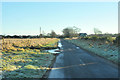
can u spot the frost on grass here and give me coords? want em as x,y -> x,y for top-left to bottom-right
1,38 -> 59,78
2,49 -> 55,78
67,39 -> 118,64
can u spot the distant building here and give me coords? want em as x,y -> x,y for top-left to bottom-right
79,33 -> 87,37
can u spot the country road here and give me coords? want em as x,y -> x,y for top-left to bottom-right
48,39 -> 118,78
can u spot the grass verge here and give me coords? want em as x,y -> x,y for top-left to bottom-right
65,39 -> 119,65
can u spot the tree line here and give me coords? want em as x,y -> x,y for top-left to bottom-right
1,26 -> 118,38
1,26 -> 81,38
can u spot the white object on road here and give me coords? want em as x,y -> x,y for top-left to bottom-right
76,47 -> 80,49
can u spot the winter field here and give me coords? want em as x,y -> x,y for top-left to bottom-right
0,35 -> 119,78
1,38 -> 59,78
65,36 -> 119,65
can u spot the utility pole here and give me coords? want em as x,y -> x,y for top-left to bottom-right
40,27 -> 41,35
40,27 -> 42,38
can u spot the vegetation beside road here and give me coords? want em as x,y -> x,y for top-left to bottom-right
2,38 -> 59,51
1,26 -> 119,78
1,38 -> 59,78
65,35 -> 119,64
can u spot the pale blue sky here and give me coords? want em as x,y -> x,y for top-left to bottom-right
2,2 -> 118,35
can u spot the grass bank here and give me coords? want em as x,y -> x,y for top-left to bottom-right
65,38 -> 119,65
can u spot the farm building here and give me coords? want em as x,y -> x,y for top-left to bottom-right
79,33 -> 87,37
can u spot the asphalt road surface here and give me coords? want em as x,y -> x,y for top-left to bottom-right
48,39 -> 118,78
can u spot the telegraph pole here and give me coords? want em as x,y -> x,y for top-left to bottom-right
40,27 -> 41,35
40,27 -> 42,38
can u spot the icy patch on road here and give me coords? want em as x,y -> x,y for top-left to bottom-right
58,40 -> 62,48
45,49 -> 60,54
76,47 -> 80,49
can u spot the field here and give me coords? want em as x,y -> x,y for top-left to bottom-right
2,38 -> 59,51
65,36 -> 119,64
1,38 -> 59,78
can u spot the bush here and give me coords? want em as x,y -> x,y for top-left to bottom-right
114,35 -> 120,45
106,36 -> 114,43
99,36 -> 107,41
91,35 -> 99,41
84,37 -> 89,40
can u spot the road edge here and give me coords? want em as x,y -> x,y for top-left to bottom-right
65,40 -> 119,66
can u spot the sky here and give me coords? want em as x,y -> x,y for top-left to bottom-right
2,2 -> 118,35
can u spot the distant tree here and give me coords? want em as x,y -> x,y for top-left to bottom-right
94,28 -> 102,34
42,31 -> 46,37
73,26 -> 81,36
13,35 -> 20,38
40,34 -> 43,38
47,33 -> 51,36
62,27 -> 81,38
6,35 -> 11,38
50,30 -> 56,38
62,27 -> 74,38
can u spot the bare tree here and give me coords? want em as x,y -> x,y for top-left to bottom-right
62,27 -> 81,38
73,26 -> 81,36
50,30 -> 56,38
94,28 -> 102,34
62,27 -> 73,38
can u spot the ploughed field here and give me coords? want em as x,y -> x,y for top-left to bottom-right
1,38 -> 59,78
